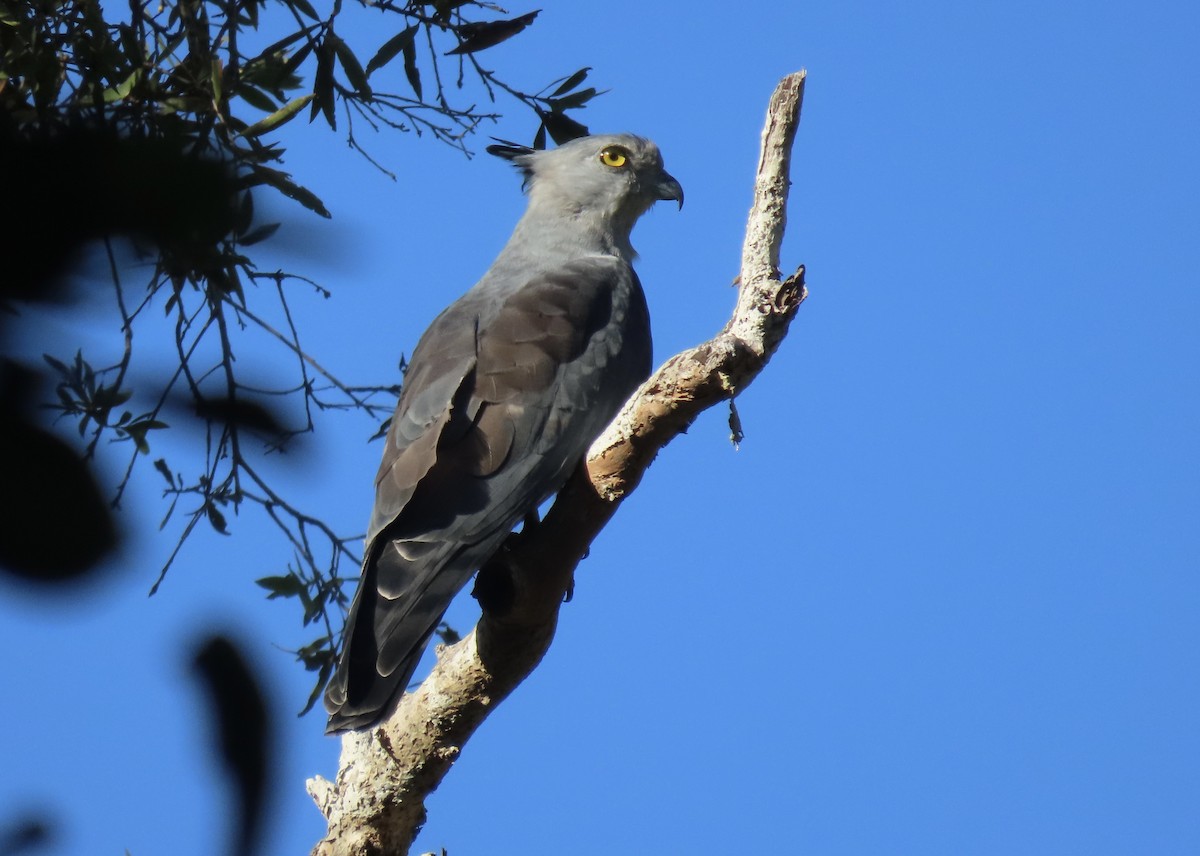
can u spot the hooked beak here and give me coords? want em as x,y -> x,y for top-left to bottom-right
654,170 -> 684,210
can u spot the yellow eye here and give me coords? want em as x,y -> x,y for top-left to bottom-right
599,148 -> 628,168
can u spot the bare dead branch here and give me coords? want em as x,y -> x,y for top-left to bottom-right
309,70 -> 809,856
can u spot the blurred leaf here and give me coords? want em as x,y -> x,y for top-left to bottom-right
445,10 -> 539,56
435,621 -> 461,645
299,657 -> 333,716
153,457 -> 175,487
207,504 -> 229,534
210,58 -> 223,103
366,25 -> 417,77
156,29 -> 187,60
191,635 -> 273,856
42,354 -> 69,376
235,189 -> 255,235
296,636 -> 333,671
0,813 -> 53,855
368,414 -> 392,443
193,395 -> 286,436
303,586 -> 327,625
92,384 -> 133,410
239,221 -> 281,245
256,574 -> 305,598
121,418 -> 168,454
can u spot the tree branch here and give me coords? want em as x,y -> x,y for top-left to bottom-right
308,70 -> 808,856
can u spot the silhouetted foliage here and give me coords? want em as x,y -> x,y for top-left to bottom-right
192,634 -> 275,856
0,812 -> 53,856
0,361 -> 119,582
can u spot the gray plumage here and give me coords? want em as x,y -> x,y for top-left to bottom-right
324,134 -> 683,733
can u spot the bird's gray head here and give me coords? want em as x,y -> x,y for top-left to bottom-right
487,134 -> 683,249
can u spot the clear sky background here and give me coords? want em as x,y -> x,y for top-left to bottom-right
3,1 -> 1199,854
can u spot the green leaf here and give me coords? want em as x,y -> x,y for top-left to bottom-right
158,95 -> 208,115
236,82 -> 278,113
249,166 -> 332,218
330,34 -> 370,95
366,26 -> 418,78
549,66 -> 590,97
210,58 -> 222,103
101,68 -> 142,103
240,93 -> 314,137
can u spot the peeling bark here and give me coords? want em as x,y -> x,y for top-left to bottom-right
309,70 -> 808,856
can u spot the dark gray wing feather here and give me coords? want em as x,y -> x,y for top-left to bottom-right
324,256 -> 650,732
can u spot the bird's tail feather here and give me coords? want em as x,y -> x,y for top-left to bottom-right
323,539 -> 492,733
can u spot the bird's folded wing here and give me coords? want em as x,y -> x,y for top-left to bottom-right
364,256 -> 637,656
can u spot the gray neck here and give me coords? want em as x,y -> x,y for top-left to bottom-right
499,193 -> 641,268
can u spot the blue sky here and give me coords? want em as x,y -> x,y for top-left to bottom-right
3,0 -> 1199,854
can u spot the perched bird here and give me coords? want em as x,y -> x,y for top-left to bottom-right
324,134 -> 683,733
